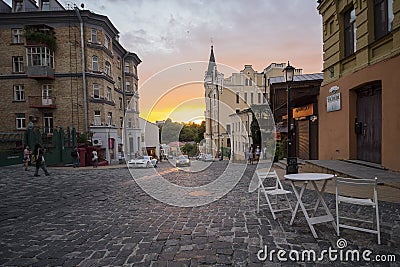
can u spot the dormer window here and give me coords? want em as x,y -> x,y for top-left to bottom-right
41,0 -> 50,11
14,0 -> 23,12
91,29 -> 97,43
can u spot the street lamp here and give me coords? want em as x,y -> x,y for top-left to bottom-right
283,61 -> 298,174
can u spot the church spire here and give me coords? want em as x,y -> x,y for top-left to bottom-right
206,45 -> 216,79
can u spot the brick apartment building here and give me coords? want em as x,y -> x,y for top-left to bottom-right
0,0 -> 142,164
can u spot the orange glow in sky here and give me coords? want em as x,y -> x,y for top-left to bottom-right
142,83 -> 205,123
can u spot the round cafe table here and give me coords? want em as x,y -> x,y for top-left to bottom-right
284,173 -> 336,238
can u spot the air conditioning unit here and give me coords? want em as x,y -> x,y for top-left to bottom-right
92,138 -> 103,146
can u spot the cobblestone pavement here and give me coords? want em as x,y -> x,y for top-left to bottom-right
0,161 -> 399,266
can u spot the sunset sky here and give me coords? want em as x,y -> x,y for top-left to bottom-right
5,0 -> 323,123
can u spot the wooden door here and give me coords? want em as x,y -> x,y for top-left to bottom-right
297,120 -> 309,160
356,85 -> 382,163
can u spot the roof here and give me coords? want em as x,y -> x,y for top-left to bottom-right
269,73 -> 323,84
205,45 -> 216,78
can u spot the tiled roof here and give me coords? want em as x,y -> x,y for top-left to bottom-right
269,73 -> 323,84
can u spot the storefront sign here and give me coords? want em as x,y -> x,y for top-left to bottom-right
327,93 -> 341,112
293,104 -> 314,119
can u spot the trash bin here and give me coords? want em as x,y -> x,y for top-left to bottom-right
286,157 -> 298,174
78,148 -> 87,167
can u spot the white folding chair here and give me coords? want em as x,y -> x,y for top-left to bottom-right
335,176 -> 381,244
256,170 -> 293,220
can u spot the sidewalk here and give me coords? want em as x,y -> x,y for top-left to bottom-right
274,159 -> 400,203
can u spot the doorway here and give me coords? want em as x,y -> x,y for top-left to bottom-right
356,83 -> 382,164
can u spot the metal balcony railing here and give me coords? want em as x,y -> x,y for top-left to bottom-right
27,66 -> 55,79
28,96 -> 57,109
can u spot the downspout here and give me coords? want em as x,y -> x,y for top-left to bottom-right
122,52 -> 129,158
74,7 -> 88,133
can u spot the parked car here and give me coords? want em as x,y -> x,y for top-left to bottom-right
128,155 -> 157,168
202,154 -> 214,162
196,153 -> 204,160
176,155 -> 191,167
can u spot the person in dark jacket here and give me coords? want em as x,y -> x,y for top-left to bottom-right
33,144 -> 50,177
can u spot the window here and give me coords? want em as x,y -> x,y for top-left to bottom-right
125,62 -> 130,73
118,77 -> 122,89
251,92 -> 254,104
226,124 -> 231,134
236,92 -> 240,103
134,65 -> 137,75
12,56 -> 24,73
12,29 -> 23,44
94,110 -> 101,125
258,93 -> 261,104
27,47 -> 54,67
43,113 -> 53,133
91,29 -> 97,43
14,0 -> 23,12
263,93 -> 267,104
344,7 -> 356,57
105,61 -> 111,76
120,117 -> 123,128
106,87 -> 111,101
16,113 -> 26,129
42,84 -> 53,99
93,84 -> 100,99
244,92 -> 248,103
107,112 -> 112,125
128,118 -> 132,128
119,97 -> 123,109
41,0 -> 50,11
126,82 -> 131,92
14,85 -> 25,101
105,35 -> 110,49
374,0 -> 394,40
117,57 -> 121,69
245,78 -> 252,86
92,56 -> 99,71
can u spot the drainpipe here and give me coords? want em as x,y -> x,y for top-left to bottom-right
74,7 -> 88,133
122,52 -> 129,158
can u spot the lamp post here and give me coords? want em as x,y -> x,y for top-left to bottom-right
283,61 -> 298,174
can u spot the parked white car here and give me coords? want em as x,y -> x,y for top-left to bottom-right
202,154 -> 214,162
128,156 -> 157,168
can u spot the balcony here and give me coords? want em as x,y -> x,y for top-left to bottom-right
26,66 -> 55,79
28,96 -> 57,109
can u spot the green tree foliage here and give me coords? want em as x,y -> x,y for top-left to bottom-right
181,143 -> 198,157
159,119 -> 206,144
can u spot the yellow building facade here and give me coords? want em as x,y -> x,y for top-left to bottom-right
317,0 -> 400,171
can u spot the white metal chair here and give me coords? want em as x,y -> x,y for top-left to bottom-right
335,176 -> 381,244
256,170 -> 293,220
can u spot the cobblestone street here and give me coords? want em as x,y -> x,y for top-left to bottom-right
1,161 -> 399,266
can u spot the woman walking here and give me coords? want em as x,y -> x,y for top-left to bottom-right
33,144 -> 50,177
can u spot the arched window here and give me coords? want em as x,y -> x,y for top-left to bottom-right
105,61 -> 111,76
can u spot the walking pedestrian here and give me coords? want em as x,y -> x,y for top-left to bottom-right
248,146 -> 254,165
228,149 -> 231,161
71,146 -> 80,168
33,144 -> 50,177
23,145 -> 31,171
263,146 -> 267,160
92,149 -> 98,168
255,146 -> 260,161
